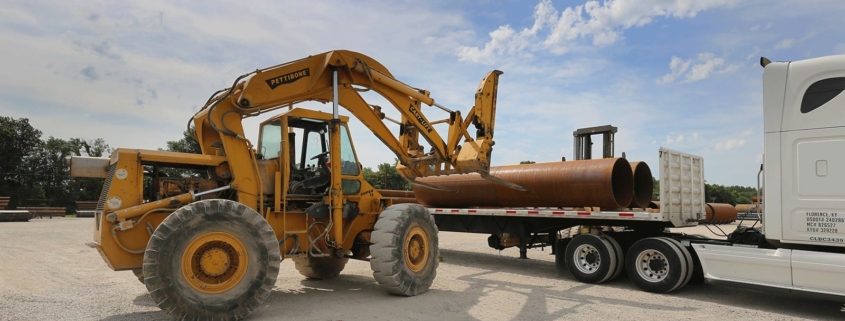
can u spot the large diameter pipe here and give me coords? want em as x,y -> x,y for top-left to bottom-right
702,203 -> 738,224
629,161 -> 653,208
377,189 -> 415,198
414,158 -> 634,209
735,204 -> 762,213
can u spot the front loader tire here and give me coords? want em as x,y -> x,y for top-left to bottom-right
143,199 -> 281,320
293,256 -> 349,280
370,204 -> 439,296
131,268 -> 145,284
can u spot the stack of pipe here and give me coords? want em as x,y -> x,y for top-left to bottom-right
414,158 -> 653,210
702,203 -> 738,224
735,203 -> 762,213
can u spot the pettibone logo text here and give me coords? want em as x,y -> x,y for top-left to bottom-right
266,68 -> 310,89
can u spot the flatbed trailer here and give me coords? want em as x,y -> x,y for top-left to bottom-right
427,55 -> 845,298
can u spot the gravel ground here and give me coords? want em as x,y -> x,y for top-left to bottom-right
1,217 -> 843,320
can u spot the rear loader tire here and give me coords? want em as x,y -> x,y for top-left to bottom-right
370,204 -> 439,296
143,199 -> 281,320
293,256 -> 349,280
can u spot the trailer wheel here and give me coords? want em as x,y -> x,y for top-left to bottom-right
564,234 -> 618,284
293,255 -> 349,279
660,237 -> 694,290
604,234 -> 625,281
131,268 -> 144,284
143,199 -> 281,320
370,204 -> 438,296
625,237 -> 689,293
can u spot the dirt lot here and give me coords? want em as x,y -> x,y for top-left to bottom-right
1,218 -> 843,320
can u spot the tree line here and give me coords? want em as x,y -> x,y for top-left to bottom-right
0,116 -> 410,211
651,177 -> 759,205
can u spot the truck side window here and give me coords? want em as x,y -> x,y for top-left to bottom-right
259,121 -> 282,159
339,125 -> 360,176
801,77 -> 845,113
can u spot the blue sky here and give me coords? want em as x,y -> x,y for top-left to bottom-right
1,0 -> 843,187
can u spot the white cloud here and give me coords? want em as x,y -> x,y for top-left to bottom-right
774,38 -> 794,50
457,0 -> 737,63
715,138 -> 746,151
657,52 -> 740,84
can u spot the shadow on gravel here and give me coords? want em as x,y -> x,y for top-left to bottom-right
440,248 -> 845,320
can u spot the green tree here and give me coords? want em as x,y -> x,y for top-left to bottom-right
362,161 -> 411,190
157,128 -> 204,178
0,117 -> 43,207
519,160 -> 536,164
24,137 -> 78,207
652,176 -> 659,200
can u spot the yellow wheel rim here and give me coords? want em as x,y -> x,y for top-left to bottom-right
404,227 -> 429,273
181,231 -> 248,294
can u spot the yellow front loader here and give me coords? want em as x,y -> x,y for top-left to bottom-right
69,50 -> 514,320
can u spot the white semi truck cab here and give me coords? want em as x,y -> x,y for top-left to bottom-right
694,55 -> 845,297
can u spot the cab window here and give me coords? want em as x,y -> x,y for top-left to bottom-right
259,121 -> 282,159
339,125 -> 360,176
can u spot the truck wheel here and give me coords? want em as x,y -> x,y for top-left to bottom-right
604,234 -> 625,281
370,204 -> 438,296
143,199 -> 281,320
660,237 -> 694,290
131,268 -> 144,284
564,234 -> 618,284
292,255 -> 349,279
625,237 -> 689,293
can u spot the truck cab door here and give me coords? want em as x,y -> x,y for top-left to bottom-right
777,56 -> 845,247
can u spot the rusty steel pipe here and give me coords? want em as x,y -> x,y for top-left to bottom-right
735,204 -> 761,213
629,161 -> 653,209
377,189 -> 415,198
702,203 -> 738,224
386,197 -> 418,204
414,158 -> 634,209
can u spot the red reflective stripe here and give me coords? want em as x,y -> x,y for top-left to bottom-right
527,211 -> 539,214
467,209 -> 477,213
551,211 -> 566,215
577,211 -> 590,216
435,209 -> 443,212
506,210 -> 517,214
619,213 -> 634,217
450,209 -> 460,213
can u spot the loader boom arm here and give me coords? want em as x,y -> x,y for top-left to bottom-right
193,50 -> 503,186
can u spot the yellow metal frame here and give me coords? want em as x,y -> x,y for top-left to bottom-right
181,231 -> 248,294
83,50 -> 503,272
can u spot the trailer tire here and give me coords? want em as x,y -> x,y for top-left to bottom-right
131,268 -> 145,284
370,204 -> 438,296
604,234 -> 625,281
143,199 -> 281,320
660,237 -> 694,291
564,234 -> 618,284
293,256 -> 349,280
625,237 -> 688,293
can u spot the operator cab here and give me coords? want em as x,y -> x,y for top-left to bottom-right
257,108 -> 362,202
